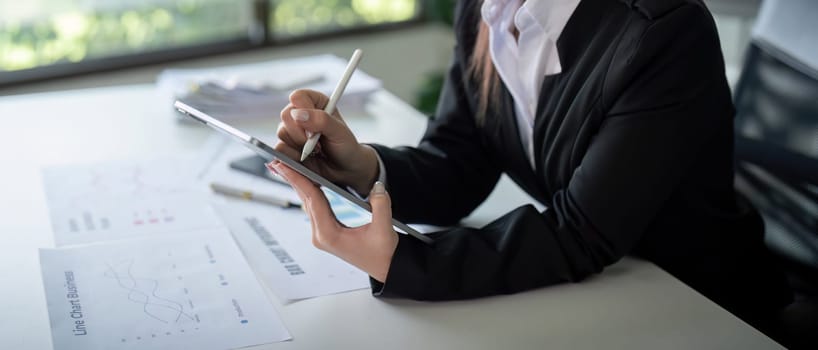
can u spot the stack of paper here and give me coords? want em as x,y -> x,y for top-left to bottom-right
38,128 -> 381,348
157,54 -> 382,121
40,155 -> 294,349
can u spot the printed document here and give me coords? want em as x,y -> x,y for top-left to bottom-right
42,157 -> 224,246
39,228 -> 291,350
215,201 -> 370,302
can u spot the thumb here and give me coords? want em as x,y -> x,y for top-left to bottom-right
369,181 -> 393,231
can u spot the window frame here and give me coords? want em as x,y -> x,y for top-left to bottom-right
0,0 -> 427,88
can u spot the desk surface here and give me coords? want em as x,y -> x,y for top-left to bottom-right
0,85 -> 783,349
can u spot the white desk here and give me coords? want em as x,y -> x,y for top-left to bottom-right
0,85 -> 783,349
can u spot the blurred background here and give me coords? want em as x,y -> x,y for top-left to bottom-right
0,0 -> 760,111
0,0 -> 420,72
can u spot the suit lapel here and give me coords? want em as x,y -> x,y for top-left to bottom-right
495,86 -> 549,202
532,0 -> 627,195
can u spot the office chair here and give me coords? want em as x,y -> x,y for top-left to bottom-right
732,0 -> 818,348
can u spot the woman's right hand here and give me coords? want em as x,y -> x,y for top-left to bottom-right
274,89 -> 380,195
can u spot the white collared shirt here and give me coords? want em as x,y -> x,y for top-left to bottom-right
481,0 -> 581,168
366,0 -> 580,193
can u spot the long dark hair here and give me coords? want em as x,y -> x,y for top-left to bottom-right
466,4 -> 500,124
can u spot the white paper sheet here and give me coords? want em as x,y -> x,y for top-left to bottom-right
214,201 -> 370,302
42,157 -> 224,246
39,228 -> 291,350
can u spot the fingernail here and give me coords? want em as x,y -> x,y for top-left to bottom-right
273,163 -> 288,179
290,109 -> 310,122
305,130 -> 314,138
265,161 -> 279,175
372,181 -> 386,195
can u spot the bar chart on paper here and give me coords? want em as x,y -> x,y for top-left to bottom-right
42,158 -> 224,246
46,195 -> 223,245
39,229 -> 291,350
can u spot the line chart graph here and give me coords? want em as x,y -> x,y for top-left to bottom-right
104,259 -> 196,324
40,228 -> 290,350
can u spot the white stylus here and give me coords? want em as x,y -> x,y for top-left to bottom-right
300,49 -> 363,161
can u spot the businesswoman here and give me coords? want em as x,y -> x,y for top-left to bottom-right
270,0 -> 792,328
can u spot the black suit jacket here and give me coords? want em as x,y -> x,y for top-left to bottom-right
369,0 -> 792,320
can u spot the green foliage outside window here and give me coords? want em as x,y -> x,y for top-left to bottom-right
0,0 -> 419,73
0,0 -> 249,72
271,0 -> 417,37
414,0 -> 456,115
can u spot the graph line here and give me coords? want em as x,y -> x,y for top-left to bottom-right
104,259 -> 195,324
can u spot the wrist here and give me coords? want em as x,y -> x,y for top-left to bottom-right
368,231 -> 399,283
349,145 -> 379,195
323,229 -> 398,283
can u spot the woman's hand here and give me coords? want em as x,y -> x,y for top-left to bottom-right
275,89 -> 379,195
269,160 -> 399,283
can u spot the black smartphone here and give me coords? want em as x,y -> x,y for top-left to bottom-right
230,154 -> 290,186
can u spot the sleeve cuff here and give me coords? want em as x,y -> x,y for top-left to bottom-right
372,144 -> 388,185
346,144 -> 388,200
369,277 -> 386,296
368,232 -> 433,299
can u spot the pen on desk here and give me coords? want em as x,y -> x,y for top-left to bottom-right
210,182 -> 301,209
300,48 -> 363,161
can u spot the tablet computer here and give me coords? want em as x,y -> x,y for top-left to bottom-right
174,100 -> 433,244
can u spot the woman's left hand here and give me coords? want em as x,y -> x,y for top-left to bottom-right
268,160 -> 399,283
